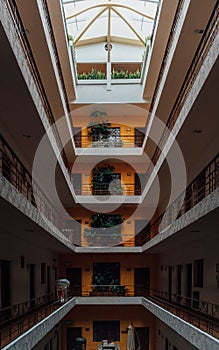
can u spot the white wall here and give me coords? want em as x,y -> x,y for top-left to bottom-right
76,42 -> 144,63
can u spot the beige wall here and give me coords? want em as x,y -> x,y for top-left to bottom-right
0,231 -> 58,307
158,232 -> 219,304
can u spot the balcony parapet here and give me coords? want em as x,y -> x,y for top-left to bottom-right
0,0 -> 71,181
0,295 -> 76,350
138,154 -> 219,246
0,134 -> 73,251
145,1 -> 219,159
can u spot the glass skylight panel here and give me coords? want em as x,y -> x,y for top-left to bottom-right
62,0 -> 159,64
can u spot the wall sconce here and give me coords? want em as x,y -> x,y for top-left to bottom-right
85,268 -> 90,272
127,268 -> 131,271
85,328 -> 90,331
127,173 -> 131,176
26,264 -> 29,270
85,221 -> 89,224
126,128 -> 131,133
127,221 -> 131,224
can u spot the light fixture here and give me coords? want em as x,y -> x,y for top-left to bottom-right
194,29 -> 204,34
22,134 -> 31,138
104,43 -> 112,51
193,129 -> 202,134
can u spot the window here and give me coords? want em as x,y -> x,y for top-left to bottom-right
93,321 -> 120,342
194,259 -> 204,287
41,263 -> 46,284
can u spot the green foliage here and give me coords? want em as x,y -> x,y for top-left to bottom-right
87,121 -> 111,139
67,34 -> 73,42
84,213 -> 123,246
78,67 -> 106,80
111,68 -> 141,79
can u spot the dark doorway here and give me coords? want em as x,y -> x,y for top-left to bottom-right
74,127 -> 82,147
134,128 -> 145,147
177,265 -> 182,301
134,173 -> 148,195
0,260 -> 11,309
186,263 -> 192,306
134,268 -> 150,296
66,327 -> 82,350
135,327 -> 149,350
66,268 -> 82,296
168,266 -> 172,299
134,220 -> 149,246
72,173 -> 82,195
47,266 -> 51,295
30,264 -> 35,306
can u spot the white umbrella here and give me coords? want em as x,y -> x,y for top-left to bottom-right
127,323 -> 135,350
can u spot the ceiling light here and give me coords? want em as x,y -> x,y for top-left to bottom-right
194,29 -> 204,34
193,129 -> 202,134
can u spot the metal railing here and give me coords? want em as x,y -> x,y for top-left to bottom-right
74,183 -> 140,196
5,0 -> 71,175
68,285 -> 219,338
40,0 -> 70,113
0,134 -> 65,232
73,135 -> 144,148
147,289 -> 219,339
148,2 -> 219,168
135,154 -> 219,245
0,293 -> 59,348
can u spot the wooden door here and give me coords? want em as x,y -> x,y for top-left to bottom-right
134,268 -> 150,296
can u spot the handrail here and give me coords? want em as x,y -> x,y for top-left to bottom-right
66,284 -> 219,338
149,0 -> 186,115
73,183 -> 141,196
74,135 -> 145,148
148,1 -> 219,167
0,292 -> 71,348
5,0 -> 71,175
0,134 -> 65,232
135,153 -> 219,245
40,0 -> 70,112
0,293 -> 56,325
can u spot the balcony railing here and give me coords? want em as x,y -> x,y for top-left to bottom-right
0,134 -> 64,233
5,0 -> 71,175
0,290 -> 78,348
74,183 -> 140,196
67,285 -> 219,338
135,154 -> 219,246
0,293 -> 58,348
147,1 -> 219,168
74,135 -> 144,148
147,289 -> 219,340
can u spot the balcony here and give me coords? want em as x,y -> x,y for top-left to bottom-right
0,134 -> 66,236
1,0 -> 71,177
135,153 -> 219,246
0,292 -> 75,348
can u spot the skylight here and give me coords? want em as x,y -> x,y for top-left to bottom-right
62,0 -> 159,66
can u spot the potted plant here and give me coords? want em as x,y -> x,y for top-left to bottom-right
84,213 -> 123,246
